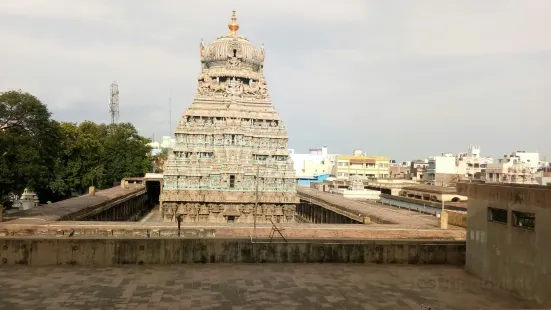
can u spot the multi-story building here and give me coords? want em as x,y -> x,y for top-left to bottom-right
423,153 -> 458,185
455,145 -> 493,179
289,146 -> 335,178
389,160 -> 410,179
423,146 -> 493,185
408,159 -> 428,181
484,151 -> 540,184
535,166 -> 551,186
333,150 -> 390,180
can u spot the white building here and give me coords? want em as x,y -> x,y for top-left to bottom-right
289,146 -> 335,177
161,136 -> 175,149
424,153 -> 457,185
147,136 -> 175,157
423,146 -> 493,185
484,151 -> 540,184
455,145 -> 494,179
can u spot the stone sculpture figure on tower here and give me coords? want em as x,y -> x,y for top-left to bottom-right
161,11 -> 298,224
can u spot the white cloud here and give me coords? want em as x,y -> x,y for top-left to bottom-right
0,0 -> 550,159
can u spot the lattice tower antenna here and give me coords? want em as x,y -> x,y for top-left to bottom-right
109,81 -> 120,124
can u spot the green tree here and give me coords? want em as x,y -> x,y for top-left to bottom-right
0,90 -> 61,205
51,121 -> 152,195
101,123 -> 151,188
49,121 -> 106,197
1,90 -> 153,204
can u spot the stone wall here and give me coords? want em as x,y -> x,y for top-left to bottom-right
464,182 -> 551,306
0,237 -> 465,265
0,223 -> 466,240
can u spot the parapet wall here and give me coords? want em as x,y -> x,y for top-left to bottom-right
0,237 -> 465,266
458,182 -> 551,208
445,210 -> 466,228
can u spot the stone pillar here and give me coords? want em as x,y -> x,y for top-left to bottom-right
314,206 -> 319,224
440,211 -> 448,229
89,186 -> 95,196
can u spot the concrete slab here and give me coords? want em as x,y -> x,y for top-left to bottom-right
0,264 -> 540,309
4,186 -> 145,221
298,187 -> 463,229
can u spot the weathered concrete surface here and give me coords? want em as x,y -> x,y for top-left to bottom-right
0,221 -> 466,240
298,187 -> 458,228
4,186 -> 146,222
462,182 -> 551,307
0,237 -> 465,265
446,210 -> 467,228
0,264 -> 540,310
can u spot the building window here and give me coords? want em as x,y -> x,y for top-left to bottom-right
512,211 -> 535,230
488,207 -> 507,224
229,175 -> 235,188
227,216 -> 235,223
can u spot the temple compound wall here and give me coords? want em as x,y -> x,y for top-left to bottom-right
0,237 -> 465,266
160,12 -> 298,224
458,182 -> 551,306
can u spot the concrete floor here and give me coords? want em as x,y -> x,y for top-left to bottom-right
0,264 -> 540,310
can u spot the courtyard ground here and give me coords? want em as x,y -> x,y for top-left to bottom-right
0,264 -> 540,310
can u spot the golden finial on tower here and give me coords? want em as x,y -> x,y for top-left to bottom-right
228,10 -> 239,34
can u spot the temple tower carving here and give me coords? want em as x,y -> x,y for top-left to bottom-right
160,11 -> 299,224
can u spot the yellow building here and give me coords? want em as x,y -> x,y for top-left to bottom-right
333,151 -> 390,180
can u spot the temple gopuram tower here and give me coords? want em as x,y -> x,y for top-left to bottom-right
160,11 -> 299,224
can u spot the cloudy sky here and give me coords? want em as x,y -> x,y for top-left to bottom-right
1,0 -> 550,161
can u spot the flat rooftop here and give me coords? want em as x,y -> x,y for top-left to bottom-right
0,264 -> 540,309
6,186 -> 144,221
297,187 -> 463,229
0,221 -> 466,240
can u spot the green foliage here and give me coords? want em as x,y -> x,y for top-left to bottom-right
1,90 -> 153,203
0,90 -> 61,203
51,122 -> 152,196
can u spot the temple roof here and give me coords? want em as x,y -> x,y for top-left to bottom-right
200,11 -> 265,72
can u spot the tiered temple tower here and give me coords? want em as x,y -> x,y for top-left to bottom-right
160,11 -> 299,224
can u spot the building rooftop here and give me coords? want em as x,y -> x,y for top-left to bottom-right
297,187 -> 463,229
0,264 -> 539,309
5,186 -> 145,222
401,185 -> 459,194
